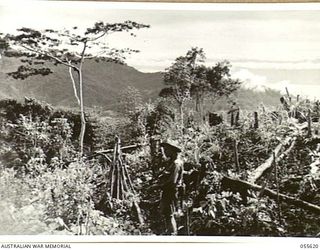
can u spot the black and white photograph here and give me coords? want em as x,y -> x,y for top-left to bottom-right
0,0 -> 319,242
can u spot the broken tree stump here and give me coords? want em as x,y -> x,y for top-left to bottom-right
253,111 -> 259,129
228,107 -> 240,127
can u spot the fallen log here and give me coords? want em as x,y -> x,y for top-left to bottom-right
222,176 -> 320,215
255,137 -> 297,196
96,144 -> 145,154
248,120 -> 310,183
248,136 -> 292,183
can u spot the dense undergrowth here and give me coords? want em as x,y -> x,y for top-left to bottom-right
0,96 -> 319,236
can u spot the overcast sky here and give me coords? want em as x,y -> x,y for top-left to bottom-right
1,1 -> 320,98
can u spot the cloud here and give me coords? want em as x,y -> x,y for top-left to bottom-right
2,2 -> 320,74
232,68 -> 320,99
232,69 -> 269,91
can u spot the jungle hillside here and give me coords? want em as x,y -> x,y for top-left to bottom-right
0,21 -> 319,237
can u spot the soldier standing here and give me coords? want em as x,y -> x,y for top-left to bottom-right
158,140 -> 184,235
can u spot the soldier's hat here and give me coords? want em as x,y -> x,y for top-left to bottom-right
160,139 -> 182,153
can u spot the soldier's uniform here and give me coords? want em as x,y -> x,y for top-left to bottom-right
159,157 -> 184,217
158,140 -> 184,235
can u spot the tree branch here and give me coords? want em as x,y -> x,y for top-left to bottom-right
68,64 -> 80,106
19,44 -> 78,70
78,40 -> 87,156
94,144 -> 145,155
89,31 -> 108,42
83,51 -> 107,60
80,41 -> 87,61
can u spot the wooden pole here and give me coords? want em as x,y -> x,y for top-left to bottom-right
285,87 -> 290,98
234,139 -> 240,173
123,163 -> 135,194
285,87 -> 291,104
119,156 -> 129,193
118,161 -> 124,200
308,109 -> 312,137
116,162 -> 120,200
235,108 -> 240,126
254,111 -> 259,129
110,163 -> 116,199
231,112 -> 234,126
108,162 -> 114,197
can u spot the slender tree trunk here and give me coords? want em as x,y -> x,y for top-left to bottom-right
195,95 -> 206,123
200,96 -> 204,120
78,67 -> 86,156
234,139 -> 240,173
235,108 -> 240,126
179,102 -> 184,126
308,108 -> 312,137
230,112 -> 234,126
195,93 -> 200,113
254,111 -> 259,129
67,64 -> 85,156
77,42 -> 87,156
68,66 -> 80,106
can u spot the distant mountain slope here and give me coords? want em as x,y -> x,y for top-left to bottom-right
0,56 -> 165,109
212,87 -> 282,111
0,56 -> 282,111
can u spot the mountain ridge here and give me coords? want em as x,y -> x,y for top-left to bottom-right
0,56 -> 282,111
0,56 -> 165,109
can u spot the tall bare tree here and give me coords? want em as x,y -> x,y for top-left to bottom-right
2,21 -> 149,155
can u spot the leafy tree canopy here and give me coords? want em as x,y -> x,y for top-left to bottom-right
2,21 -> 150,79
161,47 -> 241,115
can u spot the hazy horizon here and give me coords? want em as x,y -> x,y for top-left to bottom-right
1,1 -> 320,99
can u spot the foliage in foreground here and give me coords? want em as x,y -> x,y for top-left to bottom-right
0,96 -> 319,236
